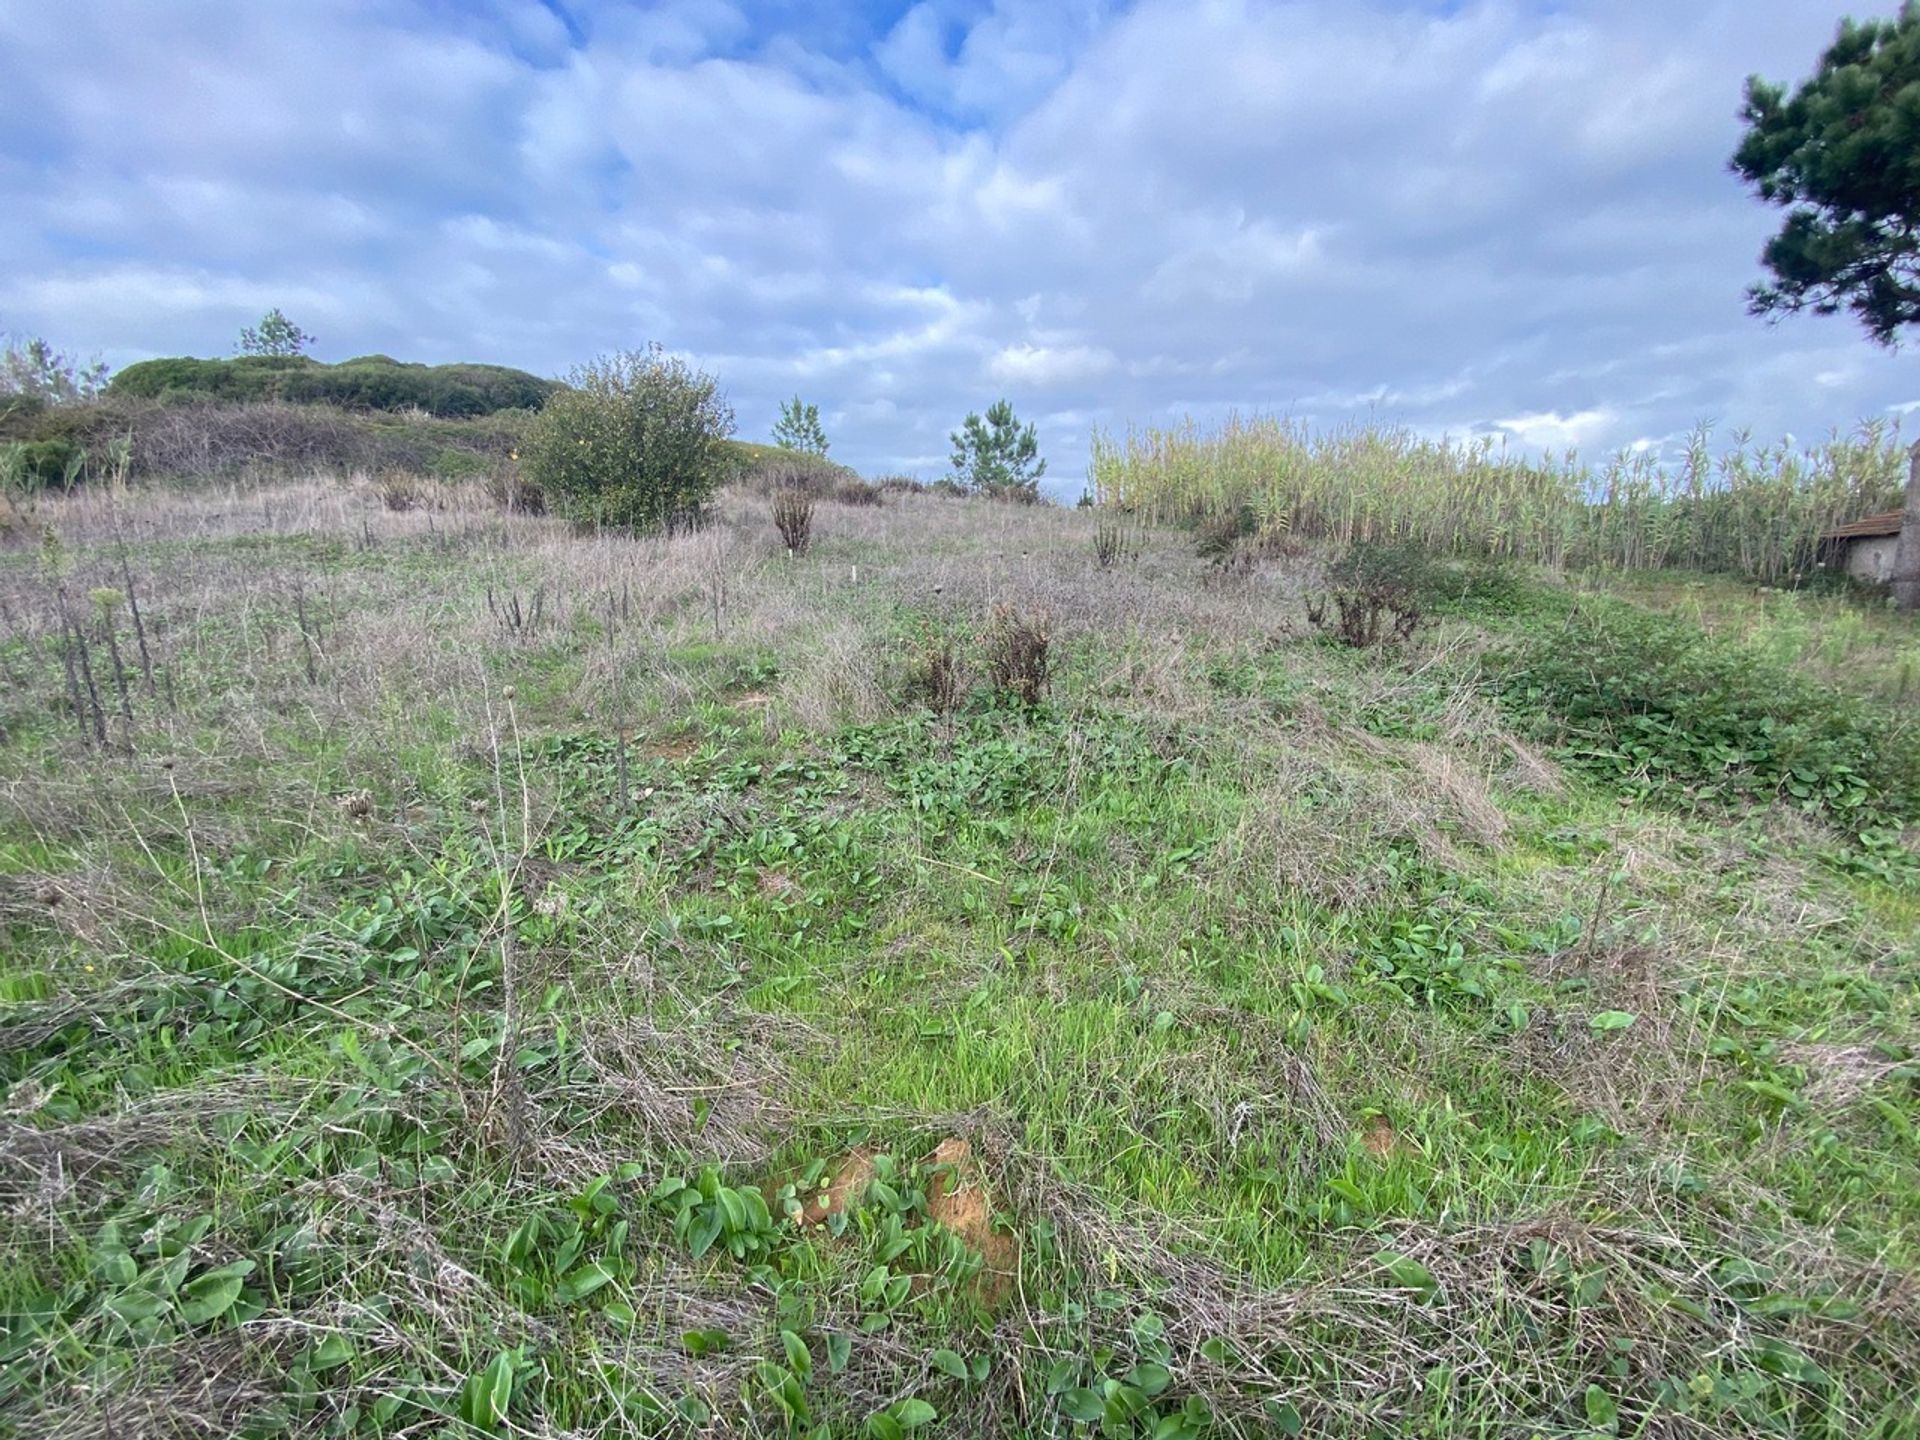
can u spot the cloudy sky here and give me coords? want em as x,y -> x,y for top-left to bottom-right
2,0 -> 1913,492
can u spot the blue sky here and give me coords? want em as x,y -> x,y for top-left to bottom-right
3,0 -> 1914,493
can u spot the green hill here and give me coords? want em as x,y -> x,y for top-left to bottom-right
109,353 -> 559,417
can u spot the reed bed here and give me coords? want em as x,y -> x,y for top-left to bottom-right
1089,416 -> 1908,584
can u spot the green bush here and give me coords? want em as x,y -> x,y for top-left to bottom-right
1496,599 -> 1920,823
1,438 -> 85,491
519,347 -> 735,532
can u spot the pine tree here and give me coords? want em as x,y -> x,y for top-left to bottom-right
950,400 -> 1045,501
1732,5 -> 1920,346
772,396 -> 829,456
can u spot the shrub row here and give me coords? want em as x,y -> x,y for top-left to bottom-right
108,354 -> 558,417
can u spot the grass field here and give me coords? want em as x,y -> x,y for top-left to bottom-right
2,476 -> 1917,1438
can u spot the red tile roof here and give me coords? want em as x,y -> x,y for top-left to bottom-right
1822,510 -> 1905,541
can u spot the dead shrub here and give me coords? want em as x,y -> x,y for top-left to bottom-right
1305,588 -> 1422,647
375,470 -> 434,512
905,625 -> 968,715
740,453 -> 879,505
982,605 -> 1050,707
485,466 -> 546,515
771,487 -> 815,554
1092,510 -> 1141,569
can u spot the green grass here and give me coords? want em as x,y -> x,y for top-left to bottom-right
1,479 -> 1917,1438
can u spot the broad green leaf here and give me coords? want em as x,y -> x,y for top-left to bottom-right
1060,1387 -> 1104,1421
1374,1250 -> 1438,1301
1127,1362 -> 1173,1396
827,1331 -> 852,1374
104,1291 -> 166,1324
309,1334 -> 355,1371
1584,1384 -> 1619,1430
459,1352 -> 514,1431
782,1328 -> 813,1379
891,1398 -> 937,1429
556,1261 -> 614,1305
178,1261 -> 255,1326
931,1348 -> 968,1380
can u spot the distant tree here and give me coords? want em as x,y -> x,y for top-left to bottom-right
1,333 -> 109,408
1731,6 -> 1920,346
950,399 -> 1045,501
237,308 -> 315,358
772,395 -> 830,456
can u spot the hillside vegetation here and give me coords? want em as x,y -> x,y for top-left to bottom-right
1,465 -> 1916,1439
108,355 -> 558,418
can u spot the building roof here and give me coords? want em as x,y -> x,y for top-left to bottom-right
1822,510 -> 1905,542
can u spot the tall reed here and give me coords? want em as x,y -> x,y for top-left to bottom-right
1088,416 -> 1906,584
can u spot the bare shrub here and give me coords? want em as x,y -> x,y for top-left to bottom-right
484,465 -> 545,515
375,470 -> 430,511
982,605 -> 1051,707
1092,510 -> 1141,569
905,625 -> 968,715
770,487 -> 814,555
739,453 -> 881,506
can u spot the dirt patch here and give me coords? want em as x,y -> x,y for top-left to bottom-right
732,691 -> 773,710
1361,1114 -> 1399,1158
645,734 -> 701,761
924,1137 -> 1019,1306
766,1137 -> 1020,1307
777,1148 -> 878,1228
757,869 -> 804,902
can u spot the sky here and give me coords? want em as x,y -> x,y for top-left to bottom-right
2,0 -> 1915,495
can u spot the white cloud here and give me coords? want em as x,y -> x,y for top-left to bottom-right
988,342 -> 1116,386
0,0 -> 1912,495
1493,408 -> 1619,452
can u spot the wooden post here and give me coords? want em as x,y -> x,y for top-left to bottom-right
1895,441 -> 1920,613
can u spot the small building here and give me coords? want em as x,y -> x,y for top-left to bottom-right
1820,510 -> 1905,584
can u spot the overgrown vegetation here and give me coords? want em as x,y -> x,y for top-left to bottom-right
1497,596 -> 1920,826
1,475 -> 1916,1438
1092,416 -> 1907,585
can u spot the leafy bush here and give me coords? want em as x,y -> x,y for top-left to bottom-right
2,396 -> 527,482
1305,541 -> 1440,646
1497,599 -> 1920,822
1,438 -> 86,491
519,347 -> 735,532
236,307 -> 314,357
